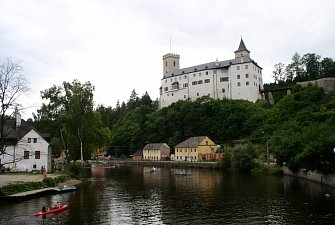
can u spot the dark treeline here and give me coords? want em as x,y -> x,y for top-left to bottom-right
97,84 -> 335,174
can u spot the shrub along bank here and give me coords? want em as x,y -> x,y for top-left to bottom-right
0,175 -> 67,196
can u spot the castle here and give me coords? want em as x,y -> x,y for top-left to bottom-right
159,39 -> 263,108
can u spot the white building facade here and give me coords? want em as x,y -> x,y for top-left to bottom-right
1,113 -> 52,173
159,39 -> 263,108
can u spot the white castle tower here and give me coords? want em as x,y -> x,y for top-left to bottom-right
159,39 -> 263,108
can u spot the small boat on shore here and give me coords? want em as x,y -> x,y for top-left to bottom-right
34,205 -> 69,217
174,171 -> 187,176
54,185 -> 77,193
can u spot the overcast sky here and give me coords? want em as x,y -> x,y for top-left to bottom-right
1,0 -> 334,119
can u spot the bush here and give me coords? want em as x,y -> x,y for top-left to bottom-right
42,177 -> 56,187
251,165 -> 283,175
64,163 -> 88,178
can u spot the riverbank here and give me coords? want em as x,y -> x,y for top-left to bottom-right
0,173 -> 81,199
283,166 -> 335,188
91,160 -> 224,169
0,174 -> 59,188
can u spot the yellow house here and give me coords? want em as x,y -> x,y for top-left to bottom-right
174,136 -> 218,161
142,143 -> 170,161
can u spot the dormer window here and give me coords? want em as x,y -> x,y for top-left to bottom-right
171,81 -> 179,90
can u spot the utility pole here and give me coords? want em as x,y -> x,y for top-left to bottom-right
266,138 -> 269,165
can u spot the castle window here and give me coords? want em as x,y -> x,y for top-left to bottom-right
164,87 -> 168,91
165,80 -> 167,83
237,82 -> 241,87
205,79 -> 210,83
237,75 -> 240,79
172,93 -> 174,96
192,81 -> 197,85
237,66 -> 240,70
183,83 -> 188,88
173,61 -> 176,66
199,72 -> 201,76
206,71 -> 208,75
246,81 -> 249,86
184,95 -> 186,99
245,65 -> 248,69
193,74 -> 196,77
184,75 -> 187,79
220,77 -> 228,82
197,80 -> 203,84
245,74 -> 249,78
222,88 -> 225,93
166,61 -> 167,66
197,93 -> 199,96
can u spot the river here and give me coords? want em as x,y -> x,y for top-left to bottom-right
1,165 -> 335,225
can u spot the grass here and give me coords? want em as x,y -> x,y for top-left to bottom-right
0,175 -> 68,196
251,165 -> 283,175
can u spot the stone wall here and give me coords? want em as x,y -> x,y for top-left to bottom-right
297,77 -> 335,94
283,166 -> 335,188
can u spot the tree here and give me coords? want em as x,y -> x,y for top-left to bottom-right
272,62 -> 285,83
286,52 -> 304,82
301,53 -> 321,80
320,57 -> 335,78
0,58 -> 29,162
37,80 -> 111,162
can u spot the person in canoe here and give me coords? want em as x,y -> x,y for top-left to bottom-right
51,201 -> 60,210
42,203 -> 47,212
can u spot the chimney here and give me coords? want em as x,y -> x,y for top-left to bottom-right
16,108 -> 21,129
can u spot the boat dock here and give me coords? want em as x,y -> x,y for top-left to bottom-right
3,187 -> 56,200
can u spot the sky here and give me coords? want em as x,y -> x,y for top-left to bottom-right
0,0 -> 334,119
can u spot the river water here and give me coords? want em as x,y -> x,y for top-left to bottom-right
1,165 -> 335,225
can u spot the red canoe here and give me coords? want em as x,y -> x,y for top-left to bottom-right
34,205 -> 69,217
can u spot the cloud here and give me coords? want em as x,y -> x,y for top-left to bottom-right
0,0 -> 334,119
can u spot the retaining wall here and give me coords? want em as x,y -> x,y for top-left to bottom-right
283,166 -> 335,188
297,77 -> 335,94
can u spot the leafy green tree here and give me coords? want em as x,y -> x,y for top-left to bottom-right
320,57 -> 335,78
36,80 -> 111,162
286,52 -> 304,82
301,53 -> 321,80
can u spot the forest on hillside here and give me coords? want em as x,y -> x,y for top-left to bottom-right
32,52 -> 335,174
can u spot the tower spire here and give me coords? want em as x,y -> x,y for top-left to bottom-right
234,38 -> 250,58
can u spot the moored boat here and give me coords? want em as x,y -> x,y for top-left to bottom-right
54,185 -> 77,193
174,171 -> 187,176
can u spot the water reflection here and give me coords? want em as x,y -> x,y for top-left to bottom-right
1,166 -> 335,225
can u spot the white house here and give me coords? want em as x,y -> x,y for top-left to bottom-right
0,112 -> 52,172
159,38 -> 264,108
